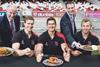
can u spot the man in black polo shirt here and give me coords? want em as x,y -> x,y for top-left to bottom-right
74,19 -> 99,54
35,17 -> 71,62
12,16 -> 38,57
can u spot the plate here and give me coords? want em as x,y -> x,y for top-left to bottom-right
42,58 -> 63,66
81,45 -> 93,51
0,47 -> 14,56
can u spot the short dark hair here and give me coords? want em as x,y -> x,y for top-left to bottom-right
46,17 -> 56,25
65,1 -> 75,8
81,18 -> 92,26
23,16 -> 34,23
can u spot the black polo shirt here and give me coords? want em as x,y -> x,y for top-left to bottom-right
74,31 -> 99,45
74,31 -> 99,54
38,31 -> 66,56
12,30 -> 38,50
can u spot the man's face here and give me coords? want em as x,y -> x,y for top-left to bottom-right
24,20 -> 34,32
66,4 -> 75,15
81,22 -> 91,34
7,7 -> 16,20
47,20 -> 56,32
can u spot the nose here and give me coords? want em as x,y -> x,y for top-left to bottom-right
30,24 -> 33,28
11,13 -> 15,17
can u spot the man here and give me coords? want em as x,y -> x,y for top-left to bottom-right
74,19 -> 99,54
35,17 -> 71,62
12,16 -> 38,57
0,5 -> 20,47
60,1 -> 81,49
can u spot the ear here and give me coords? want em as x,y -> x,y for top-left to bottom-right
91,26 -> 94,29
23,23 -> 25,27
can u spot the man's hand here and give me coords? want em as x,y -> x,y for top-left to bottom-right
71,41 -> 82,49
36,53 -> 43,62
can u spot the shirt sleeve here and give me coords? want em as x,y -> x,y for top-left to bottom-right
59,38 -> 65,44
12,32 -> 22,43
34,35 -> 38,44
38,34 -> 46,44
93,37 -> 100,45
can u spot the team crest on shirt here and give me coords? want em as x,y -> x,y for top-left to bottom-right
55,41 -> 59,46
31,40 -> 34,45
21,40 -> 25,44
88,41 -> 92,45
45,42 -> 48,46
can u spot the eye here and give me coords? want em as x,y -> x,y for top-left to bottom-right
86,25 -> 90,27
71,7 -> 74,9
82,25 -> 85,27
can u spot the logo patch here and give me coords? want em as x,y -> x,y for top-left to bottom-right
55,41 -> 59,46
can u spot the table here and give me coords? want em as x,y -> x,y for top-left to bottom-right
0,55 -> 100,67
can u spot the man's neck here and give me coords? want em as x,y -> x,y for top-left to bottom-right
24,29 -> 32,38
48,31 -> 55,39
82,32 -> 89,40
7,15 -> 13,22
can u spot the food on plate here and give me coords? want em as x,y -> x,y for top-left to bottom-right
0,47 -> 12,56
47,56 -> 58,64
0,47 -> 6,56
91,45 -> 97,50
82,45 -> 92,51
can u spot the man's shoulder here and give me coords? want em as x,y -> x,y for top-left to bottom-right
0,16 -> 4,23
56,32 -> 64,37
74,31 -> 82,37
14,30 -> 25,37
31,31 -> 38,38
39,31 -> 48,37
62,12 -> 69,18
60,12 -> 70,23
90,33 -> 99,40
76,31 -> 81,34
56,32 -> 66,42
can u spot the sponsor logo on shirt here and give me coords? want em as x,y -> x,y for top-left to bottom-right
21,40 -> 25,44
45,42 -> 48,46
31,40 -> 34,45
54,41 -> 59,46
88,41 -> 92,45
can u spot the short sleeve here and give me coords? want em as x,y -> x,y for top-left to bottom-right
34,35 -> 38,44
38,34 -> 46,44
12,31 -> 22,43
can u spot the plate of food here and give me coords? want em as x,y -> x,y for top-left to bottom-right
0,47 -> 14,56
81,45 -> 98,51
42,56 -> 63,66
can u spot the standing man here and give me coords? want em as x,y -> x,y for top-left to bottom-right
0,5 -> 20,47
60,1 -> 81,49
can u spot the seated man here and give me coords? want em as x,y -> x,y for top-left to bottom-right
35,17 -> 71,62
74,18 -> 100,54
12,16 -> 38,57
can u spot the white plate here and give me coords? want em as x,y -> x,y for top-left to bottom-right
0,47 -> 14,56
42,58 -> 63,66
81,45 -> 93,51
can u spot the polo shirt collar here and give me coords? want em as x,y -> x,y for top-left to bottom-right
46,30 -> 57,40
22,30 -> 34,39
80,31 -> 92,41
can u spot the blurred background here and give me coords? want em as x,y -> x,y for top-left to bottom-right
0,0 -> 100,37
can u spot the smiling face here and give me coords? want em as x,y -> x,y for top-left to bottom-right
47,19 -> 56,32
81,21 -> 91,34
66,3 -> 75,15
6,6 -> 17,21
24,19 -> 34,32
